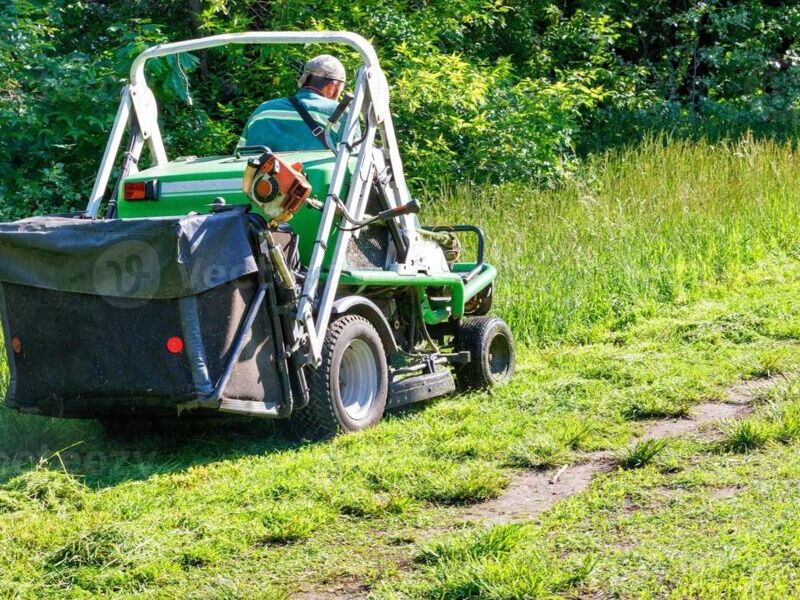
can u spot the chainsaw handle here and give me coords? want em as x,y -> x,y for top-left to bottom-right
376,199 -> 420,221
235,145 -> 272,158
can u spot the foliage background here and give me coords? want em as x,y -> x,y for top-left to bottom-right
1,0 -> 798,219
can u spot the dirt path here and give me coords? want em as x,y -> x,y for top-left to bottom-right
294,375 -> 783,598
460,375 -> 781,524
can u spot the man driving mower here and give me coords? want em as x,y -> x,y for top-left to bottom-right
0,31 -> 516,441
239,54 -> 354,151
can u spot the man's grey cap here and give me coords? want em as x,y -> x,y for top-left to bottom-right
298,54 -> 346,87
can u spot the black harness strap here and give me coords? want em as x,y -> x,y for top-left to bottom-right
288,95 -> 331,151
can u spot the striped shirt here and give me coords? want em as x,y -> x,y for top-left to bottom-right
238,88 -> 355,152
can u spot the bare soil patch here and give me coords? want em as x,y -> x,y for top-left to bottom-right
710,485 -> 741,499
294,578 -> 370,600
459,453 -> 614,524
291,376 -> 784,597
460,375 -> 782,524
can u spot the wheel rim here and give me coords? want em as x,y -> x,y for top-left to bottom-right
338,338 -> 379,421
487,332 -> 512,381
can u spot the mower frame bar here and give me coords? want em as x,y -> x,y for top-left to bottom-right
128,31 -> 380,84
85,31 -> 437,371
86,31 -> 380,219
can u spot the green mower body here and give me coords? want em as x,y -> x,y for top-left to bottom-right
0,31 -> 514,439
119,153 -> 496,326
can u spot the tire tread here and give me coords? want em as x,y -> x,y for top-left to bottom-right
291,314 -> 383,440
454,315 -> 515,389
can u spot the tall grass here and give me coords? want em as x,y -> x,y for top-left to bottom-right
425,136 -> 800,344
1,138 -> 800,597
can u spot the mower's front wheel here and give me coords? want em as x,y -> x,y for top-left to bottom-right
291,314 -> 388,441
455,316 -> 516,389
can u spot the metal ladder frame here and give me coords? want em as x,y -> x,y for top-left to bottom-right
84,31 -> 443,366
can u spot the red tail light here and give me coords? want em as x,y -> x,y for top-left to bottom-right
124,180 -> 159,201
166,336 -> 184,354
10,336 -> 21,354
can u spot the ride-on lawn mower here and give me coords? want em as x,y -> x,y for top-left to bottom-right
0,32 -> 515,440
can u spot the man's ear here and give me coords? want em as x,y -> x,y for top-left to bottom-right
320,80 -> 342,100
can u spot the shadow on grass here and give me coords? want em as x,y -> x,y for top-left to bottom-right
0,403 -> 426,489
0,407 -> 304,488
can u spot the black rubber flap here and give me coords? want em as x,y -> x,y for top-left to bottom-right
0,210 -> 258,299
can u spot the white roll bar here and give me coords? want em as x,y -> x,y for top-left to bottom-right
129,31 -> 379,86
87,31 -> 380,219
86,31 -> 444,370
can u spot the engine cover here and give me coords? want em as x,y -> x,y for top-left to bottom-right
242,151 -> 312,222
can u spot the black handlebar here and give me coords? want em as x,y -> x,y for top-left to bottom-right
329,92 -> 354,126
234,145 -> 272,158
428,224 -> 485,282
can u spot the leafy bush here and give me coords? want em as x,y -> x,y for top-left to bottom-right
1,0 -> 798,215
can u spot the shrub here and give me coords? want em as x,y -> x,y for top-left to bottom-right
3,0 -> 798,216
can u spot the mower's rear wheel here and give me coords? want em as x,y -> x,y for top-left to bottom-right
291,314 -> 388,441
455,316 -> 516,389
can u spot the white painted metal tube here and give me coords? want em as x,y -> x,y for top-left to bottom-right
296,67 -> 368,321
130,31 -> 379,86
86,87 -> 133,218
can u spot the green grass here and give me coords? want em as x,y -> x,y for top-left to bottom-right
715,380 -> 800,453
1,138 -> 800,597
718,419 -> 773,453
507,419 -> 592,469
407,524 -> 597,599
427,136 -> 800,344
616,438 -> 670,470
387,380 -> 800,598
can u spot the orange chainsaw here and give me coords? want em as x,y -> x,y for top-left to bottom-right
242,150 -> 312,223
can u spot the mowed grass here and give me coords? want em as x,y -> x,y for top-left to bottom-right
0,138 -> 799,597
384,378 -> 800,599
